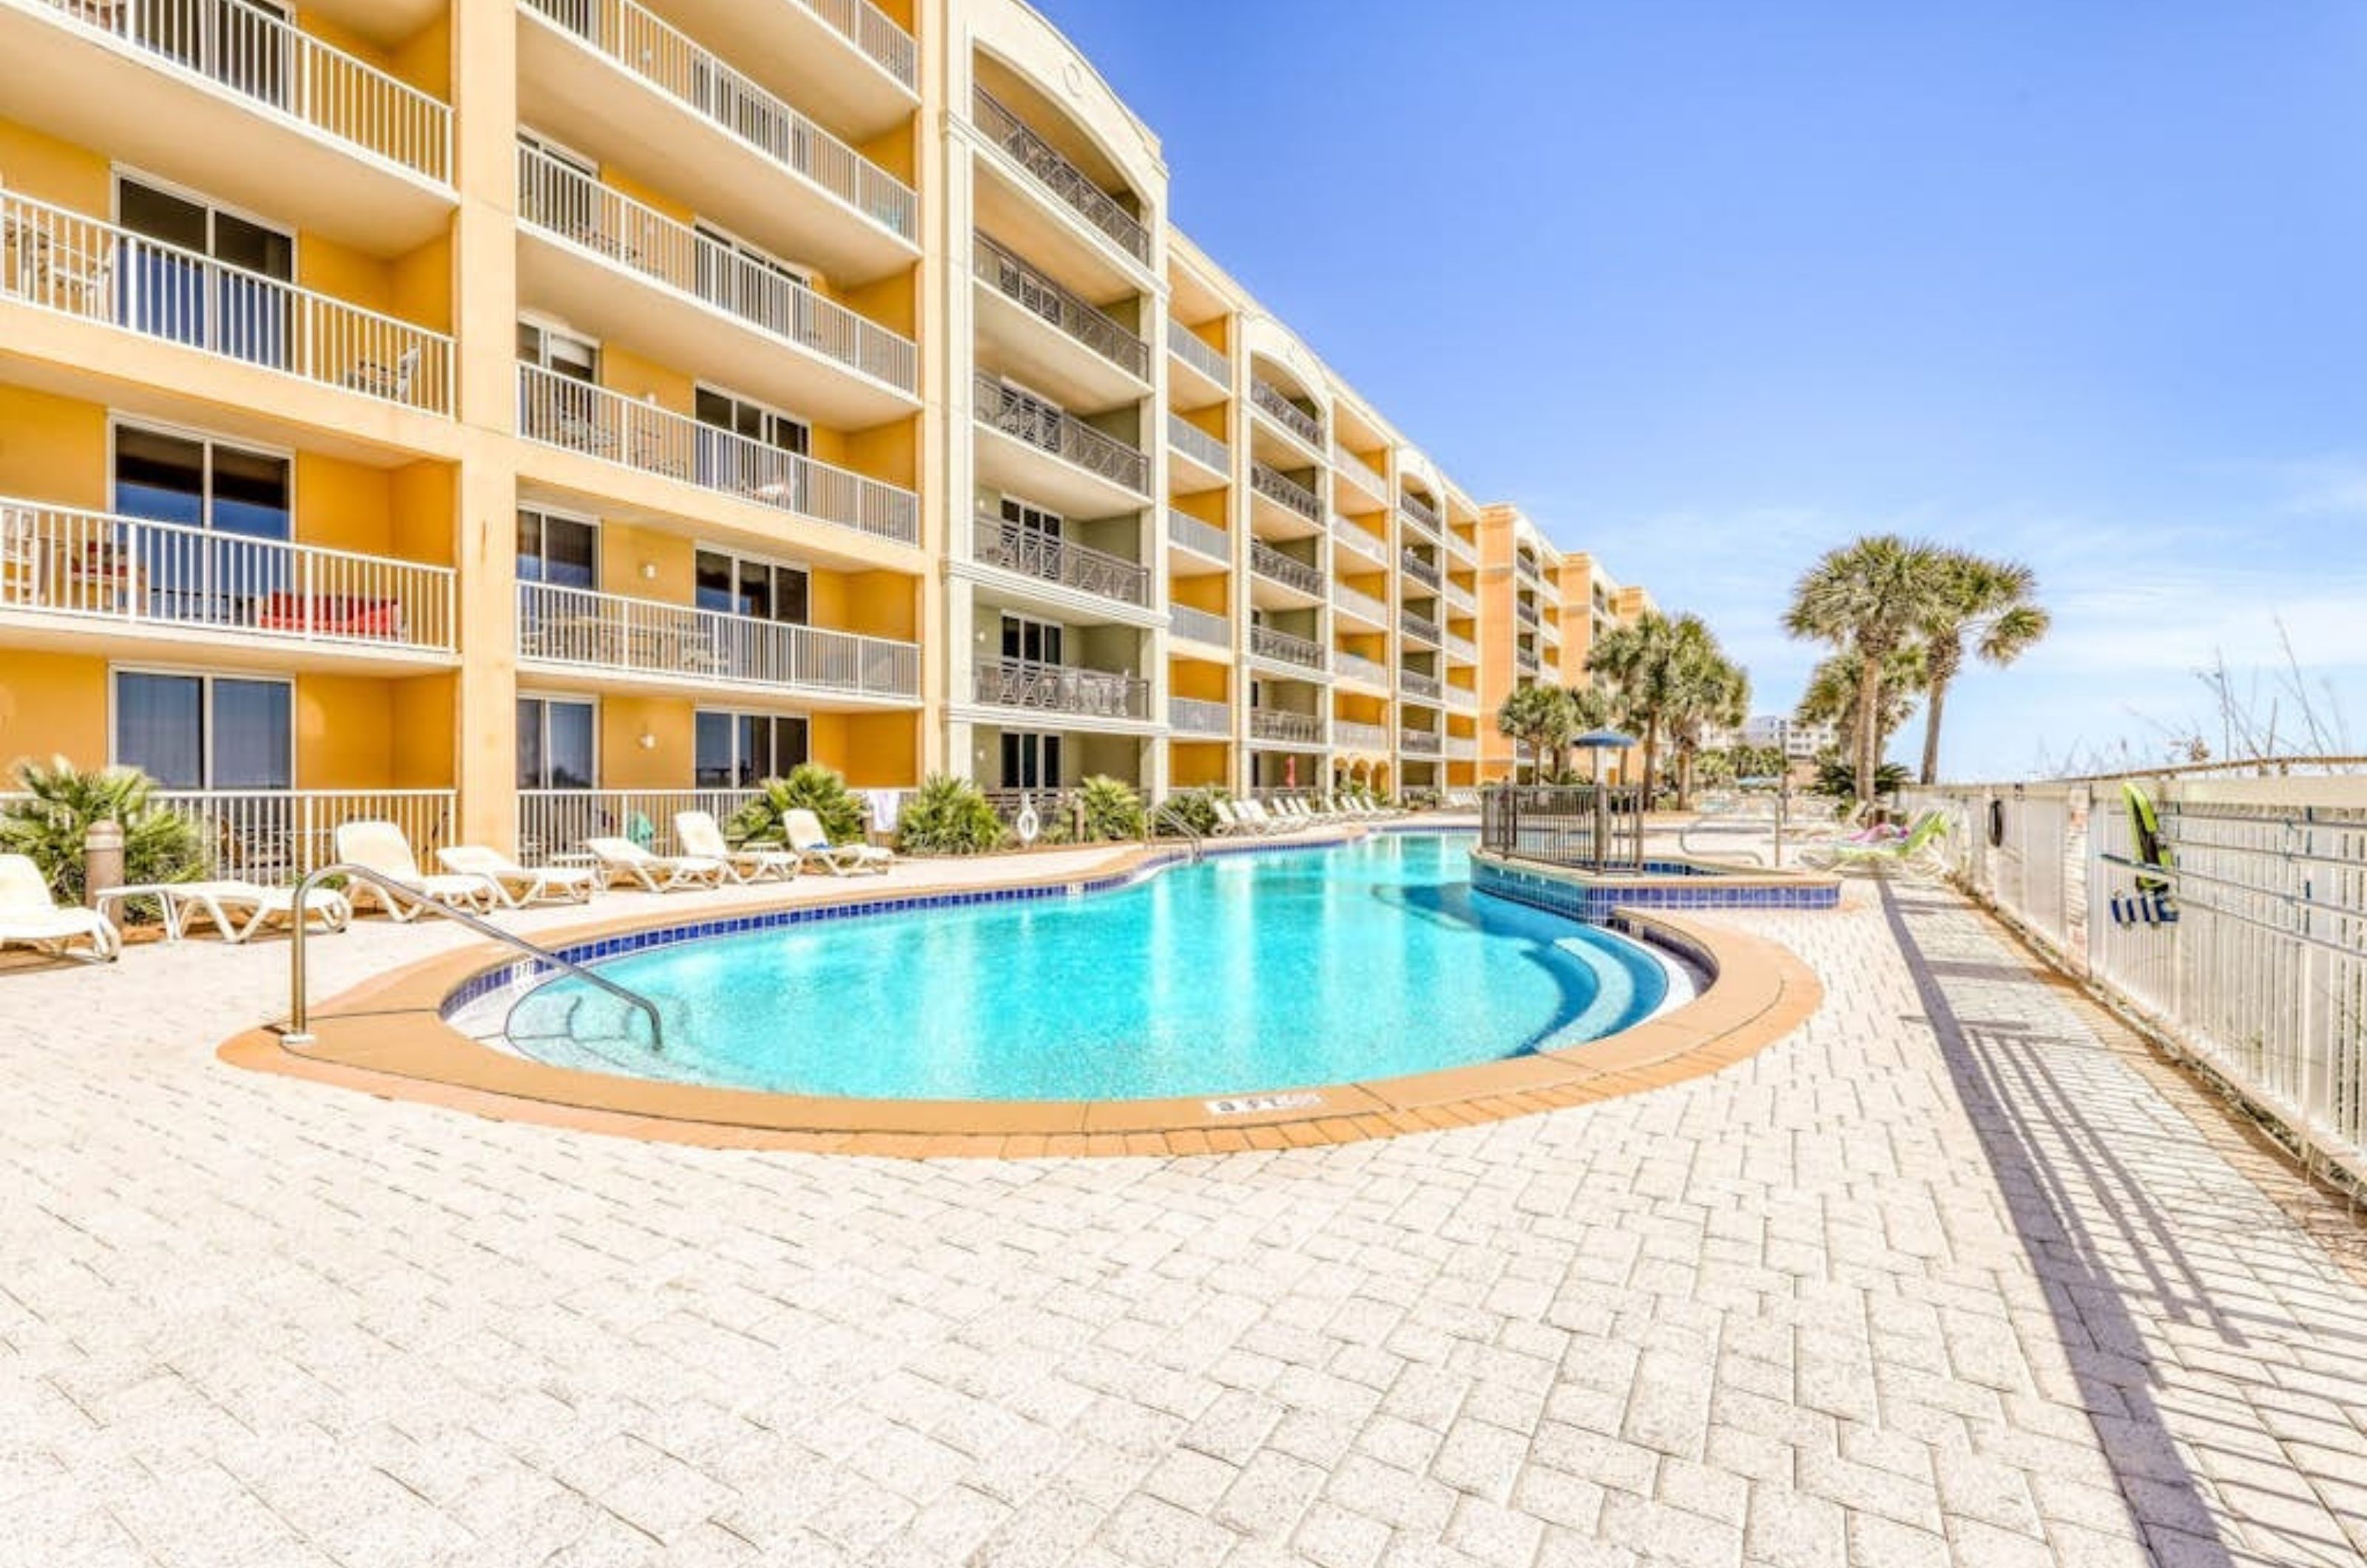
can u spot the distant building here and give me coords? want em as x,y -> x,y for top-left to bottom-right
1704,717 -> 1837,760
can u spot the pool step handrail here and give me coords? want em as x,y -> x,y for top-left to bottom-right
1148,800 -> 1206,862
277,862 -> 663,1052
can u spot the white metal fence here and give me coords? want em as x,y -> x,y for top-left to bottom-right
516,582 -> 919,699
1,190 -> 454,413
0,788 -> 462,884
1906,771 -> 2367,1187
516,787 -> 761,862
799,0 -> 916,89
40,0 -> 452,183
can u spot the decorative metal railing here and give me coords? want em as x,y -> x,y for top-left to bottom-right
516,582 -> 920,697
1250,462 -> 1322,523
1249,377 -> 1323,448
517,147 -> 915,392
1482,784 -> 1650,871
1399,549 -> 1442,589
1166,509 -> 1229,561
1400,610 -> 1442,646
35,0 -> 452,183
1400,729 -> 1443,757
1169,604 -> 1229,646
517,787 -> 762,862
0,191 -> 453,413
1249,539 -> 1323,597
972,657 -> 1149,719
970,87 -> 1149,263
1399,669 -> 1442,700
517,365 -> 920,544
1249,624 -> 1325,671
972,373 -> 1149,493
523,0 -> 914,240
1169,696 -> 1231,736
973,513 -> 1149,606
1249,708 -> 1321,745
0,495 -> 453,652
1168,414 -> 1230,473
1167,319 -> 1229,383
973,232 -> 1148,379
1399,491 -> 1442,533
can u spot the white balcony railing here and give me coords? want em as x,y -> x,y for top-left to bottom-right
1168,413 -> 1230,474
516,365 -> 919,546
1250,624 -> 1326,672
1445,580 -> 1478,615
0,788 -> 465,885
36,0 -> 452,184
798,0 -> 916,89
1,191 -> 453,413
524,0 -> 914,241
1331,581 -> 1388,625
1400,729 -> 1444,757
516,582 -> 919,699
1399,669 -> 1443,701
971,88 -> 1149,264
1445,629 -> 1479,661
1445,736 -> 1479,760
518,146 -> 916,393
1169,696 -> 1231,736
1166,509 -> 1229,561
0,495 -> 454,653
1334,720 -> 1389,753
973,374 -> 1149,494
1250,462 -> 1323,523
1249,378 -> 1323,449
1168,320 -> 1229,384
1249,539 -> 1323,597
1169,604 -> 1229,646
973,513 -> 1149,607
973,657 -> 1149,720
1334,650 -> 1390,688
1335,449 -> 1388,501
517,787 -> 762,862
1249,708 -> 1322,746
1331,516 -> 1388,566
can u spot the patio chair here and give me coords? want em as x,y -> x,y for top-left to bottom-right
342,345 -> 419,403
1209,800 -> 1258,837
0,853 -> 120,962
1799,811 -> 1949,876
1236,800 -> 1294,835
584,837 -> 730,893
779,808 -> 891,876
436,846 -> 599,908
675,811 -> 797,884
332,820 -> 498,922
169,881 -> 351,943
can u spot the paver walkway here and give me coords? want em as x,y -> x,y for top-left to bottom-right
2,862 -> 2364,1567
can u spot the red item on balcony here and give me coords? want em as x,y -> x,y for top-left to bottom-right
254,592 -> 404,638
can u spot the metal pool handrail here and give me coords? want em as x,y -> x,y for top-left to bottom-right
277,863 -> 663,1052
1149,801 -> 1206,862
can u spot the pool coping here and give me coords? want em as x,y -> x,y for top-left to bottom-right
217,834 -> 1824,1158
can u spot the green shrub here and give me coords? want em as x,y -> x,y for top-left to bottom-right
1076,775 -> 1146,842
1154,786 -> 1226,838
895,774 -> 1007,856
0,756 -> 206,905
727,763 -> 866,846
1813,756 -> 1908,803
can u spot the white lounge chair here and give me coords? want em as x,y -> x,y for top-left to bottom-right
1209,800 -> 1257,837
0,854 -> 121,962
780,808 -> 891,876
170,881 -> 351,942
584,837 -> 730,892
436,846 -> 599,908
334,820 -> 497,922
1237,800 -> 1294,835
675,811 -> 797,884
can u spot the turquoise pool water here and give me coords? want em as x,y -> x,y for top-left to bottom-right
509,834 -> 1674,1102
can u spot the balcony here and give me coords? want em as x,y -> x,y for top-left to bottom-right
1249,624 -> 1326,672
517,365 -> 919,547
0,495 -> 453,669
1334,720 -> 1390,753
1334,650 -> 1390,689
972,88 -> 1151,267
1517,646 -> 1542,673
1249,539 -> 1323,598
1399,550 -> 1442,590
1331,515 -> 1389,567
973,232 -> 1149,393
1401,610 -> 1442,646
1445,629 -> 1479,661
519,0 -> 915,280
1168,414 -> 1230,490
516,582 -> 919,703
635,0 -> 916,138
1445,528 -> 1478,566
516,147 -> 915,421
2,190 -> 453,418
1168,319 -> 1229,392
1250,708 -> 1322,746
973,657 -> 1149,721
1400,729 -> 1444,758
1517,599 -> 1542,628
1399,669 -> 1443,701
1334,449 -> 1387,504
1169,604 -> 1229,647
1445,736 -> 1479,760
1447,683 -> 1480,709
973,513 -> 1149,609
1399,492 -> 1442,535
6,0 -> 452,249
1444,580 -> 1477,615
1166,510 -> 1229,564
1516,552 -> 1542,584
1330,580 -> 1388,629
972,373 -> 1149,510
1169,696 -> 1231,736
1250,462 -> 1323,525
1249,377 -> 1323,450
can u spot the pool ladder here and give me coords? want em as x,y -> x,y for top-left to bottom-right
1149,802 -> 1206,862
277,862 -> 664,1052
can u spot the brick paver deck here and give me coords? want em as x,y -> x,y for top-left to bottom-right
4,862 -> 2363,1566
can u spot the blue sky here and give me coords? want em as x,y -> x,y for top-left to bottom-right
1036,0 -> 2367,779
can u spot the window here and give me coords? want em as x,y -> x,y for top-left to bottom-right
517,510 -> 599,589
115,175 -> 294,365
695,547 -> 807,624
695,385 -> 808,500
517,321 -> 601,450
695,711 -> 808,788
999,612 -> 1063,667
113,671 -> 291,790
517,697 -> 596,790
517,320 -> 598,381
112,424 -> 291,623
999,731 -> 1062,791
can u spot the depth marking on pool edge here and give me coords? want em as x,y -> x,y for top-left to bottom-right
1205,1092 -> 1325,1116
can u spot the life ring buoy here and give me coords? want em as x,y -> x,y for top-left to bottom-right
2123,783 -> 2172,894
1987,799 -> 2006,848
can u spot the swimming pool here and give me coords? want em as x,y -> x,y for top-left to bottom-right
499,834 -> 1681,1103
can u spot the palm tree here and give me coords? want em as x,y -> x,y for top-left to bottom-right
1559,683 -> 1615,777
1590,612 -> 1737,804
1915,551 -> 2050,784
1797,646 -> 1926,770
1663,632 -> 1750,810
1783,535 -> 1950,804
1494,683 -> 1572,783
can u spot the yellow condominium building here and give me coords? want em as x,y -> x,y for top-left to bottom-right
0,0 -> 1638,869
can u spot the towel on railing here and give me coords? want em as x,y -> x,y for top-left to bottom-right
863,789 -> 905,837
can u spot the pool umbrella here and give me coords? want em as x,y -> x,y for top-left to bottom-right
1570,729 -> 1635,868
